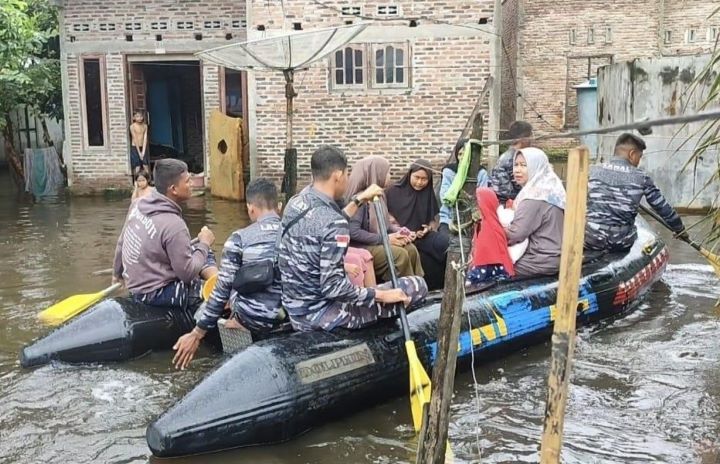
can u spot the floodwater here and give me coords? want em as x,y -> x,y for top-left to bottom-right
1,170 -> 719,464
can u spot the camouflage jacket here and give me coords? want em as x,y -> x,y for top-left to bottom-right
278,187 -> 376,329
197,212 -> 283,332
489,147 -> 522,203
585,158 -> 684,251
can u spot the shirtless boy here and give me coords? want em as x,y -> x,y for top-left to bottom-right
130,111 -> 149,175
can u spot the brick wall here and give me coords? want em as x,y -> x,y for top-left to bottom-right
247,0 -> 496,187
61,0 -> 246,193
505,0 -> 718,149
500,0 -> 519,131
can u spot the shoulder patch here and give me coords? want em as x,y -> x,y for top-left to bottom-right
335,234 -> 350,248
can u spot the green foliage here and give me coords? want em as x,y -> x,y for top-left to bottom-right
685,10 -> 720,245
0,0 -> 61,129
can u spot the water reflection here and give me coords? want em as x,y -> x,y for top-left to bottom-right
1,170 -> 719,463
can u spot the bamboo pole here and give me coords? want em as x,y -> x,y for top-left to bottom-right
539,146 -> 590,463
416,113 -> 484,464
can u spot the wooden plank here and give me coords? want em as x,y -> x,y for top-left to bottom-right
539,146 -> 590,464
416,113 -> 484,464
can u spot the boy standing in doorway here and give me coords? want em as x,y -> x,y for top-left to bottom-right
130,111 -> 149,176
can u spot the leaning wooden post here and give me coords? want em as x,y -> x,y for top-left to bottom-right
416,114 -> 484,464
539,146 -> 590,463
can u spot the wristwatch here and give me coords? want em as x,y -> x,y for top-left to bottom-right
351,194 -> 362,206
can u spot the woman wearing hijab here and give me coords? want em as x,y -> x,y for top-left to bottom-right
468,187 -> 515,284
386,160 -> 449,290
346,156 -> 424,281
438,139 -> 489,233
505,147 -> 566,277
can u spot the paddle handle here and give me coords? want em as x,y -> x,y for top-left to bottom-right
639,204 -> 699,251
104,282 -> 123,295
372,197 -> 412,343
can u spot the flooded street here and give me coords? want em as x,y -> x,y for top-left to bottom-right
1,170 -> 719,464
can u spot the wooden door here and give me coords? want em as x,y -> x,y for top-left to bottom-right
129,64 -> 147,117
209,109 -> 245,201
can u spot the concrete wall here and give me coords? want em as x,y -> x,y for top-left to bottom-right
246,0 -> 496,186
504,0 -> 719,148
597,56 -> 719,209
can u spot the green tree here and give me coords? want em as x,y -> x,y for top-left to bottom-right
0,0 -> 60,182
688,6 -> 720,245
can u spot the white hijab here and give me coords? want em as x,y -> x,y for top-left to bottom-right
513,147 -> 566,210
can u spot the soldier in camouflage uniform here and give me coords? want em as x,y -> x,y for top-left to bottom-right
585,133 -> 687,252
489,121 -> 533,204
279,145 -> 428,332
172,178 -> 285,369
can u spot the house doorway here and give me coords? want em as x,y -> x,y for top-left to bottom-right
127,59 -> 204,174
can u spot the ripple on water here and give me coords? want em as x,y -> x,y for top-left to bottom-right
0,365 -> 176,463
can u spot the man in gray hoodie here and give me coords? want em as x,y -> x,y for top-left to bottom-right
112,159 -> 217,308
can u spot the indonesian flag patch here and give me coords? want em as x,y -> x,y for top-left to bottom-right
335,234 -> 350,248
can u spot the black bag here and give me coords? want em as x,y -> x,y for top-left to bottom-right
232,259 -> 276,294
231,206 -> 312,295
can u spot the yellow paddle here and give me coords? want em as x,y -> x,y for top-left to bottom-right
640,204 -> 720,279
38,282 -> 122,326
201,274 -> 218,301
372,198 -> 433,431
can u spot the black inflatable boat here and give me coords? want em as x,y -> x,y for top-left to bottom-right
145,223 -> 669,457
20,297 -> 216,368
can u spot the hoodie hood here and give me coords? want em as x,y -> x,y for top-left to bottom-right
137,190 -> 182,217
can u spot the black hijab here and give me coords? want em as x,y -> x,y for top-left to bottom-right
442,138 -> 469,173
386,160 -> 439,231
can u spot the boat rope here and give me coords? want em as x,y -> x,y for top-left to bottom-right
454,200 -> 484,461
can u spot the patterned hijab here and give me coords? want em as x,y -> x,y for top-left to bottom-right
513,147 -> 566,210
345,156 -> 392,233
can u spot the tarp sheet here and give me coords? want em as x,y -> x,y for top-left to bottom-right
24,147 -> 64,197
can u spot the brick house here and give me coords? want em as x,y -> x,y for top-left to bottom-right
501,0 -> 719,146
57,0 -> 499,194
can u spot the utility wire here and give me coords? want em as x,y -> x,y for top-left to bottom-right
479,109 -> 720,147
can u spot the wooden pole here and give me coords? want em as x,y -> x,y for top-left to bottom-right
416,114 -> 484,464
539,146 -> 590,463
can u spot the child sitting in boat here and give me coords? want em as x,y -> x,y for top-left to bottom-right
504,148 -> 566,277
468,188 -> 515,284
172,178 -> 286,369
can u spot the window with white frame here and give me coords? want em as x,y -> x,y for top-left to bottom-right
333,45 -> 366,88
587,27 -> 595,44
331,43 -> 410,91
569,29 -> 577,45
604,26 -> 612,44
687,28 -> 698,43
708,27 -> 718,43
373,44 -> 407,87
664,30 -> 672,44
341,5 -> 362,16
377,4 -> 399,16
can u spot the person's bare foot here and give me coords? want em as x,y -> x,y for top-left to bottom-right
224,317 -> 245,330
